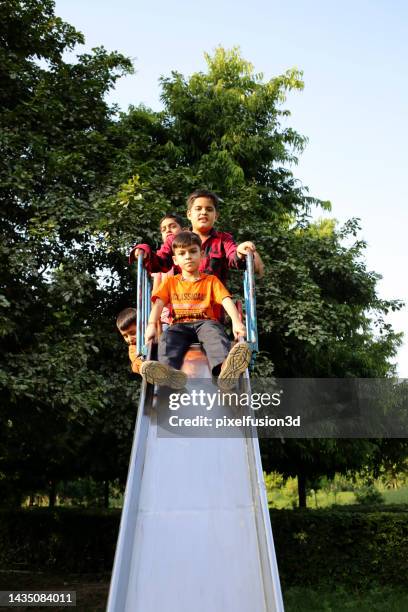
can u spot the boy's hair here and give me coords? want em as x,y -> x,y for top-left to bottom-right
186,189 -> 221,211
159,212 -> 184,228
172,231 -> 202,253
116,307 -> 137,331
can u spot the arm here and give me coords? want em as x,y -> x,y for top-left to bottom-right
128,345 -> 142,374
222,296 -> 247,339
129,236 -> 175,273
145,299 -> 165,343
129,243 -> 151,264
253,251 -> 265,277
220,232 -> 246,270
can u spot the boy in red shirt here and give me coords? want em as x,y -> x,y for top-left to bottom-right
140,231 -> 252,390
130,189 -> 264,286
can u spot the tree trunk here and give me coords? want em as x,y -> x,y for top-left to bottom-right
49,480 -> 57,508
104,480 -> 110,509
297,472 -> 307,508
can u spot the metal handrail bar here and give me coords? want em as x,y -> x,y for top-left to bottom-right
244,252 -> 259,353
136,254 -> 151,356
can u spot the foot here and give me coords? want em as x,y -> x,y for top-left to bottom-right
140,361 -> 187,389
218,342 -> 251,391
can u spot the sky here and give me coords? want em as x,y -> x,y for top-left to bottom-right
55,0 -> 408,375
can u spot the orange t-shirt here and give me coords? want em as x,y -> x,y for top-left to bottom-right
152,269 -> 174,324
152,274 -> 231,324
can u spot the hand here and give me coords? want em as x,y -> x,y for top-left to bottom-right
232,320 -> 247,340
145,322 -> 157,344
253,251 -> 265,277
134,248 -> 147,260
237,241 -> 256,259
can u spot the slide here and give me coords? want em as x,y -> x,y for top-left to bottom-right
107,346 -> 284,611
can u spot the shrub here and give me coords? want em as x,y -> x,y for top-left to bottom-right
0,507 -> 407,589
354,486 -> 384,505
271,508 -> 408,588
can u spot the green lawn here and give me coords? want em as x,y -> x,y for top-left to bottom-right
284,586 -> 408,612
266,474 -> 408,509
382,486 -> 408,505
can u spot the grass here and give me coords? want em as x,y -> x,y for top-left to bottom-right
382,486 -> 408,505
284,586 -> 408,612
2,573 -> 408,612
266,473 -> 408,510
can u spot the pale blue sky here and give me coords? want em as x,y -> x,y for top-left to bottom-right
55,0 -> 408,375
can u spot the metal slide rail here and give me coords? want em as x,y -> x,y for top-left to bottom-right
242,252 -> 283,610
244,251 -> 259,354
136,253 -> 151,355
107,254 -> 152,611
106,364 -> 154,612
107,251 -> 284,612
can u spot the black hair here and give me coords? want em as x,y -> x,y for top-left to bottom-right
116,307 -> 137,331
172,230 -> 202,253
186,189 -> 221,211
159,212 -> 184,228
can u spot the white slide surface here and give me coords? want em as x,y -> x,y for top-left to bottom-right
107,346 -> 284,612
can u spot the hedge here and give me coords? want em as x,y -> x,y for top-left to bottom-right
0,507 -> 407,588
0,508 -> 120,573
270,508 -> 408,588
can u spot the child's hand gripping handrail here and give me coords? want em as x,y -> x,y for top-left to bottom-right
244,251 -> 259,354
136,253 -> 151,356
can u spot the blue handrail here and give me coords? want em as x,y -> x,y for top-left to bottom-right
136,253 -> 151,356
244,252 -> 259,356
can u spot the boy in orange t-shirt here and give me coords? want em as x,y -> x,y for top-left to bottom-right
140,231 -> 252,390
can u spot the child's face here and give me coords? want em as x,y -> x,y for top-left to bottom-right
120,323 -> 136,345
172,244 -> 202,274
160,218 -> 182,242
187,197 -> 218,233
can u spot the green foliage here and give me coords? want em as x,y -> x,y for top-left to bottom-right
284,586 -> 408,612
56,478 -> 122,508
272,508 -> 408,589
0,0 -> 136,503
0,508 -> 119,572
355,486 -> 384,505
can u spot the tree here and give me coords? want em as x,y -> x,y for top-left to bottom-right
0,0 -> 136,503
